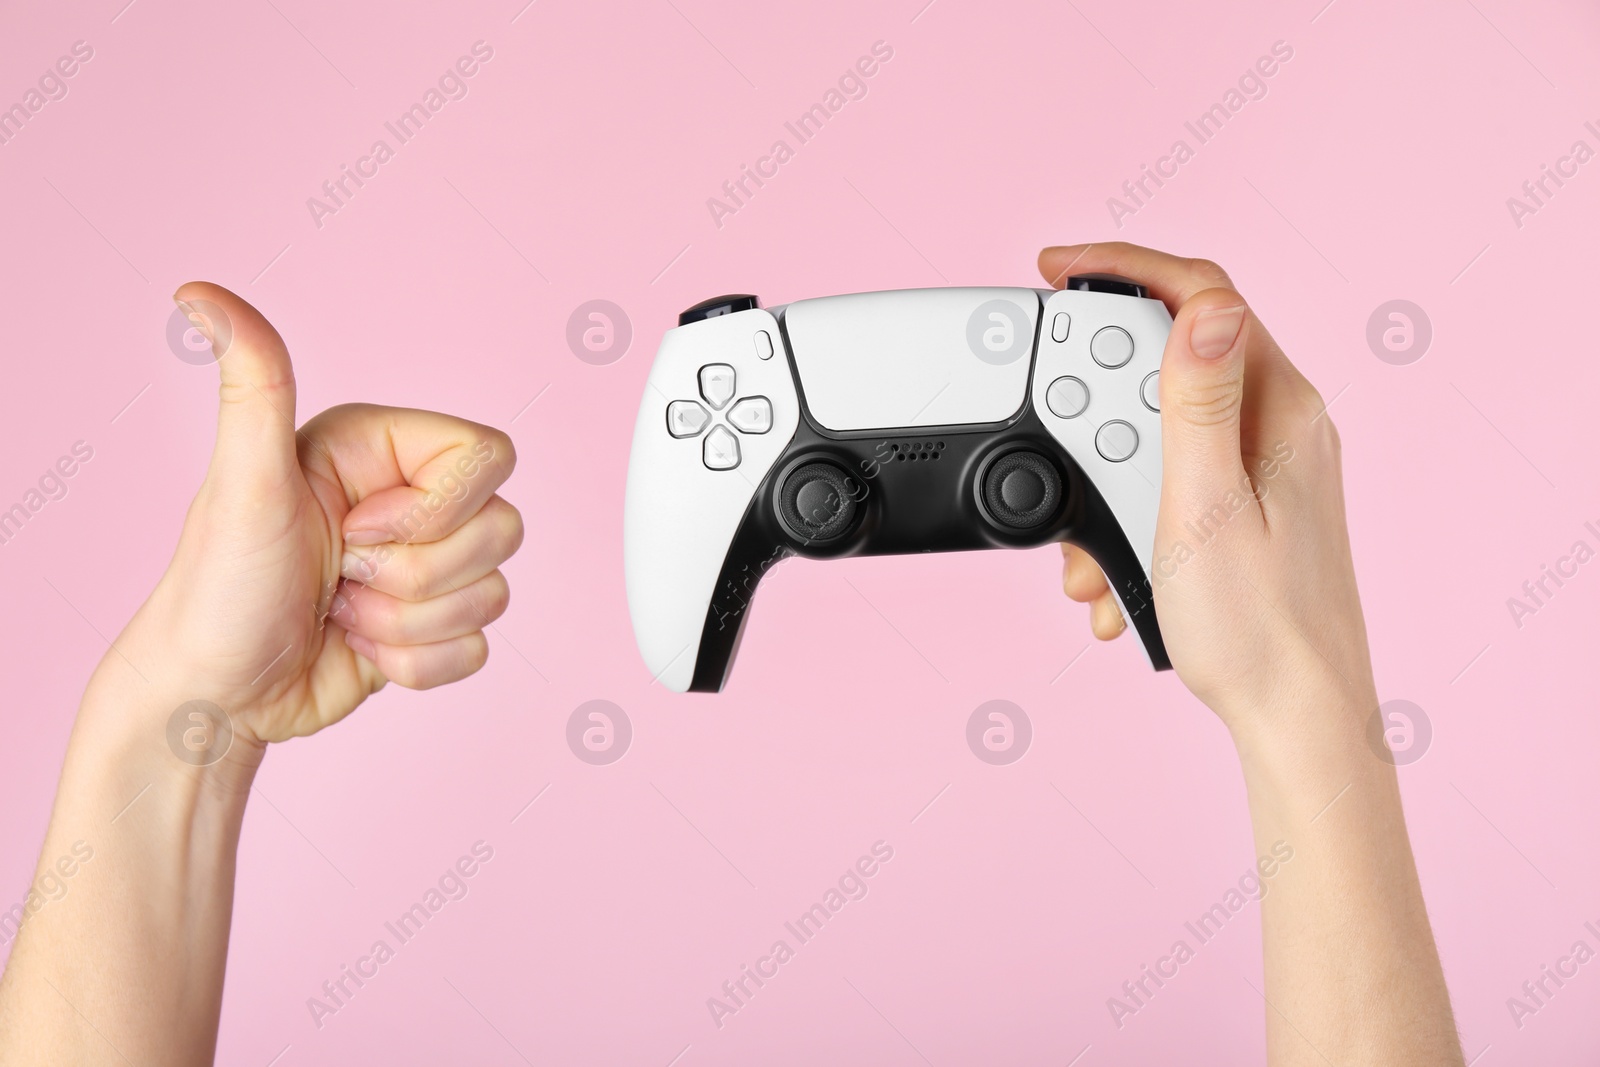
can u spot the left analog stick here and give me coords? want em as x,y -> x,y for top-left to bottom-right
778,463 -> 859,542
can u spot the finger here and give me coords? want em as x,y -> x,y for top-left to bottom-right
341,628 -> 489,690
1062,544 -> 1110,603
333,570 -> 510,646
298,404 -> 517,546
1160,288 -> 1258,514
340,495 -> 523,601
1038,242 -> 1238,311
173,282 -> 299,494
1089,592 -> 1128,640
1038,242 -> 1297,380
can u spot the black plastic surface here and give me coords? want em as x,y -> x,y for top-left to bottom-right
1065,274 -> 1148,299
683,294 -> 1170,691
679,294 -> 760,326
981,450 -> 1063,530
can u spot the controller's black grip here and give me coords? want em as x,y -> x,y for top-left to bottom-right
686,485 -> 794,692
1066,475 -> 1171,671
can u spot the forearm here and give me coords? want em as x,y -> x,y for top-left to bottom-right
1234,691 -> 1462,1067
0,638 -> 261,1067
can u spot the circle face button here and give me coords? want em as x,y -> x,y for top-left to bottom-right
1140,371 -> 1160,412
1095,420 -> 1139,462
981,451 -> 1062,530
1045,376 -> 1089,419
1091,326 -> 1135,368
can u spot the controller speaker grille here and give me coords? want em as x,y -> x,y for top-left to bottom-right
889,440 -> 945,462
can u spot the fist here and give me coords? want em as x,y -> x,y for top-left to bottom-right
123,284 -> 523,747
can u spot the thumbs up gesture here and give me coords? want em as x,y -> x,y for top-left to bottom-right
131,283 -> 523,750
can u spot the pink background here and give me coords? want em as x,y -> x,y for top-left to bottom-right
2,0 -> 1598,1063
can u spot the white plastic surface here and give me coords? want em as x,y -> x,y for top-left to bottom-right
623,309 -> 800,692
783,288 -> 1039,430
1031,287 -> 1168,585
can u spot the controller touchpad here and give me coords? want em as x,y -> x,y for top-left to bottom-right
783,288 -> 1038,431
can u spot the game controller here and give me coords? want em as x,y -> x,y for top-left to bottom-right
623,277 -> 1172,692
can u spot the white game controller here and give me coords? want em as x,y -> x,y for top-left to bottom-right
623,277 -> 1171,692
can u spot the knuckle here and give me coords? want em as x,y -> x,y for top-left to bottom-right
387,652 -> 422,689
321,402 -> 371,422
401,561 -> 435,602
461,634 -> 490,676
485,430 -> 517,474
1311,411 -> 1342,456
495,498 -> 526,554
1287,387 -> 1342,453
1187,257 -> 1233,288
481,572 -> 512,622
1171,380 -> 1243,428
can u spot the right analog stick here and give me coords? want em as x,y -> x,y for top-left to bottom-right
982,451 -> 1062,530
778,463 -> 859,542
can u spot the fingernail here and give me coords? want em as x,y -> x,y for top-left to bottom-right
344,529 -> 390,547
345,631 -> 377,663
1189,305 -> 1247,359
329,590 -> 356,625
174,299 -> 215,344
341,550 -> 373,582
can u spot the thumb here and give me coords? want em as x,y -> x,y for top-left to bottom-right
173,282 -> 300,491
1159,287 -> 1252,510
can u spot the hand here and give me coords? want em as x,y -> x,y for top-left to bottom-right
0,285 -> 525,1066
107,283 -> 521,755
1039,243 -> 1375,737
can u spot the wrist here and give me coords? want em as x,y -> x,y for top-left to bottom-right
1222,676 -> 1389,815
75,620 -> 266,822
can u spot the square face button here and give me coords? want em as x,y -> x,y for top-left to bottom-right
1045,376 -> 1089,419
699,364 -> 737,410
727,396 -> 772,434
666,400 -> 710,438
703,425 -> 741,470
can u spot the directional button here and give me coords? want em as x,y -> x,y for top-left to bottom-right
703,425 -> 741,470
727,396 -> 772,434
666,400 -> 710,438
699,364 -> 737,410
